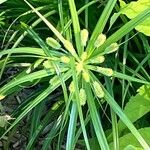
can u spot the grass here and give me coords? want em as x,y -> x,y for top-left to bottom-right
0,0 -> 150,149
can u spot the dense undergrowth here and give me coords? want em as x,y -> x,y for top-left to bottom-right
0,0 -> 150,149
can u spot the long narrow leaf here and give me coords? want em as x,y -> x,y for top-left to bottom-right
66,102 -> 78,150
84,82 -> 109,150
1,70 -> 71,138
67,0 -> 82,55
91,8 -> 150,58
86,0 -> 117,55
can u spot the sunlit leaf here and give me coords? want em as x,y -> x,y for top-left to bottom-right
0,0 -> 7,4
119,0 -> 150,36
109,127 -> 150,149
118,85 -> 150,132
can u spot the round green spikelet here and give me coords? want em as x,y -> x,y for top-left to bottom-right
49,76 -> 59,85
82,70 -> 90,82
89,55 -> 105,64
64,40 -> 76,56
97,67 -> 113,77
76,61 -> 84,75
43,60 -> 53,69
104,43 -> 119,54
94,33 -> 106,48
81,52 -> 88,61
46,37 -> 61,49
60,56 -> 70,63
79,88 -> 86,106
81,29 -> 89,47
69,81 -> 75,93
93,81 -> 104,98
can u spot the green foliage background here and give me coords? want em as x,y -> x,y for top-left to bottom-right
0,0 -> 150,149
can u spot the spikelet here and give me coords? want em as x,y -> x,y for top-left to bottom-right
4,115 -> 13,121
81,52 -> 88,61
64,40 -> 76,56
97,67 -> 113,77
104,43 -> 119,54
81,29 -> 89,46
76,61 -> 83,75
93,81 -> 104,98
49,76 -> 58,85
43,60 -> 53,69
94,33 -> 106,48
82,70 -> 90,82
90,55 -> 105,64
119,0 -> 126,7
0,95 -> 5,101
34,59 -> 44,69
26,67 -> 31,74
60,56 -> 70,63
46,37 -> 61,49
79,88 -> 86,106
51,101 -> 63,110
0,115 -> 14,128
69,81 -> 75,93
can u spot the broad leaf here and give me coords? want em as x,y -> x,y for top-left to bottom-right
109,127 -> 150,150
0,0 -> 7,4
118,85 -> 150,132
119,0 -> 150,36
124,145 -> 143,150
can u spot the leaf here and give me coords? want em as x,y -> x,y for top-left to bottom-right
1,70 -> 71,138
91,7 -> 150,58
119,0 -> 150,36
0,115 -> 13,128
124,145 -> 144,150
108,12 -> 121,30
118,85 -> 150,132
109,127 -> 150,150
90,72 -> 149,149
0,0 -> 7,4
0,12 -> 5,27
0,116 -> 8,127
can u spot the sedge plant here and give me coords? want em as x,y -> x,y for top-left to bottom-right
0,0 -> 150,149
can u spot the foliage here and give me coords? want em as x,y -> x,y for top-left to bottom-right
0,0 -> 150,149
118,85 -> 150,132
119,0 -> 150,36
109,127 -> 150,150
